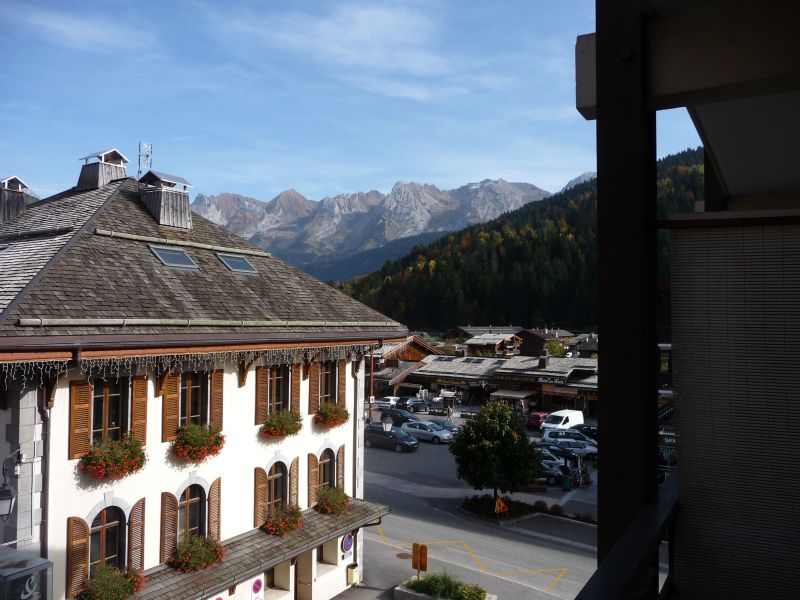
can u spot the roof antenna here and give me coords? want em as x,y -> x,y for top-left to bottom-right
137,141 -> 152,179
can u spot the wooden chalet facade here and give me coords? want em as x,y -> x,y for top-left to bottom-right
0,151 -> 405,600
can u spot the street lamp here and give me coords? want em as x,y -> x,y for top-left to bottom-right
380,413 -> 393,433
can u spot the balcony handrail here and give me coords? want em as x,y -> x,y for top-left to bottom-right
576,472 -> 679,600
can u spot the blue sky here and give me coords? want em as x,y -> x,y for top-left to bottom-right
0,0 -> 700,200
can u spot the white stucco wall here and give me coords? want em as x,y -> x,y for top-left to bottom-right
47,359 -> 360,600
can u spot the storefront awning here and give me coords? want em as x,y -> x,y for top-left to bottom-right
490,389 -> 534,400
135,499 -> 389,600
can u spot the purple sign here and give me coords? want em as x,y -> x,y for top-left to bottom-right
341,532 -> 354,552
252,578 -> 263,593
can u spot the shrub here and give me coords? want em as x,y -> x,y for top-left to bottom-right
170,534 -> 225,572
316,486 -> 349,515
314,402 -> 349,428
549,503 -> 564,515
261,505 -> 303,536
79,435 -> 146,480
533,500 -> 549,512
259,411 -> 302,438
405,572 -> 486,600
462,494 -> 537,519
171,424 -> 225,463
78,565 -> 144,599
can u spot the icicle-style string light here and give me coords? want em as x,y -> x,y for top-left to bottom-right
1,360 -> 69,390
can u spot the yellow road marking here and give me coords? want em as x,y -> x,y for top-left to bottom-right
376,526 -> 388,544
544,568 -> 569,592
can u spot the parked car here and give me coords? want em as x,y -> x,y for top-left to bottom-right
380,408 -> 421,426
536,442 -> 578,461
540,461 -> 568,485
428,419 -> 459,434
536,447 -> 563,464
542,428 -> 597,446
540,409 -> 584,432
570,423 -> 599,441
364,424 -> 419,452
401,421 -> 453,444
526,411 -> 549,430
374,396 -> 400,409
554,439 -> 598,460
395,397 -> 430,413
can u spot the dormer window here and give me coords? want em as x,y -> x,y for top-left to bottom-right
217,253 -> 257,273
150,245 -> 198,269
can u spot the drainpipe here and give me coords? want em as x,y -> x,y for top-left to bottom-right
37,391 -> 50,559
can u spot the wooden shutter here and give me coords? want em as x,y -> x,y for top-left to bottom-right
291,363 -> 301,416
309,362 -> 320,414
161,373 -> 180,443
66,516 -> 90,598
128,497 -> 146,572
208,477 -> 221,541
160,492 -> 178,563
255,367 -> 269,425
68,380 -> 92,459
210,370 -> 224,431
289,457 -> 299,506
254,468 -> 268,527
337,360 -> 347,405
336,445 -> 346,490
130,376 -> 148,444
307,453 -> 319,506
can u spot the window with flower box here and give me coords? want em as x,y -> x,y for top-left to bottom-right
180,372 -> 208,427
320,361 -> 337,404
178,484 -> 205,541
92,378 -> 130,443
89,507 -> 125,576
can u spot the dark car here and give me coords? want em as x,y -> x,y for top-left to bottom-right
570,423 -> 599,441
396,397 -> 430,413
536,442 -> 578,462
380,408 -> 421,426
364,424 -> 419,452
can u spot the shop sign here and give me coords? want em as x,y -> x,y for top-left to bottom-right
541,383 -> 577,396
537,376 -> 566,385
435,378 -> 468,386
495,373 -> 537,383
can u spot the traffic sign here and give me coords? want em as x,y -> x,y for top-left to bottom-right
495,496 -> 509,514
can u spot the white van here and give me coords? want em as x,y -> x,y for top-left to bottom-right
540,409 -> 584,432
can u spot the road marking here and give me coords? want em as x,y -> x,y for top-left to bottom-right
544,568 -> 569,592
377,526 -> 388,544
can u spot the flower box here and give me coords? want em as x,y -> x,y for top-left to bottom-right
78,565 -> 145,599
171,424 -> 225,463
261,505 -> 303,536
170,534 -> 225,573
79,435 -> 146,480
259,411 -> 302,439
314,402 -> 349,428
316,486 -> 350,515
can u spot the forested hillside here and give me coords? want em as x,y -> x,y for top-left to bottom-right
340,148 -> 703,332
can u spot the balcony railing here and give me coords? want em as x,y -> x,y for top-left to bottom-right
576,473 -> 678,600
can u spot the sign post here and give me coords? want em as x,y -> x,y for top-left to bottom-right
411,543 -> 428,581
495,496 -> 509,516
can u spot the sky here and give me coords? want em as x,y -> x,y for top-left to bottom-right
0,0 -> 701,201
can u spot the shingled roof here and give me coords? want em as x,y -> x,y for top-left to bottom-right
0,178 -> 405,345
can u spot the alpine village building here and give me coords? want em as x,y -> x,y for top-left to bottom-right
0,150 -> 406,600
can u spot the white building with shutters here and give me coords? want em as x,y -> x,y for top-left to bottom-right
0,151 -> 404,600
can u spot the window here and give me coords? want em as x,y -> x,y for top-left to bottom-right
92,378 -> 129,442
266,462 -> 287,512
180,372 -> 208,427
89,507 -> 125,576
149,245 -> 198,269
178,485 -> 205,541
269,365 -> 289,414
217,253 -> 257,273
318,449 -> 335,491
320,361 -> 337,404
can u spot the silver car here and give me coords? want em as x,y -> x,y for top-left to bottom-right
554,439 -> 598,460
401,421 -> 453,444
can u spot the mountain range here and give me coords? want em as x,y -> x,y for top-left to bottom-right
191,179 -> 550,281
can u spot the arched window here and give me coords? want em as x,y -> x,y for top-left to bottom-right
89,507 -> 125,576
178,484 -> 205,541
318,449 -> 335,490
266,462 -> 287,511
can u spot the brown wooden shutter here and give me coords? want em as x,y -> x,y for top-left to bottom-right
208,477 -> 221,540
128,497 -> 146,572
336,445 -> 346,490
255,366 -> 269,425
289,457 -> 299,506
307,453 -> 319,506
210,370 -> 224,431
69,380 -> 92,459
291,364 -> 301,416
160,492 -> 178,563
254,468 -> 268,527
309,362 -> 320,414
161,373 -> 180,443
337,359 -> 347,405
66,516 -> 90,598
130,376 -> 148,444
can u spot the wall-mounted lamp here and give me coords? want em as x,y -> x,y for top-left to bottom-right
0,450 -> 22,520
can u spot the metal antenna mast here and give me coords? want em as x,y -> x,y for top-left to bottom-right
137,141 -> 152,179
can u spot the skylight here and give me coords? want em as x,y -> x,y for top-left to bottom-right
149,245 -> 198,269
217,253 -> 257,273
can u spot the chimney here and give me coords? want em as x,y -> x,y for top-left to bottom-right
0,176 -> 28,224
77,149 -> 129,191
138,170 -> 193,229
538,354 -> 549,369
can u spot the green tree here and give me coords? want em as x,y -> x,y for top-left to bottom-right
547,339 -> 566,357
449,402 -> 541,501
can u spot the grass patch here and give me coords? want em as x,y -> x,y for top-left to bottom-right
405,572 -> 486,600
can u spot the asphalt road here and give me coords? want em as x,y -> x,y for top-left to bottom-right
338,418 -> 598,599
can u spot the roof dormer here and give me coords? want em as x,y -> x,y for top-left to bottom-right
138,169 -> 193,229
76,148 -> 129,191
0,176 -> 29,225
